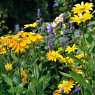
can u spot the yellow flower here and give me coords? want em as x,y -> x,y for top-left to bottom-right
75,52 -> 85,59
53,90 -> 62,95
24,22 -> 38,28
47,51 -> 59,62
6,37 -> 17,49
20,68 -> 28,84
30,34 -> 43,43
17,31 -> 30,38
0,46 -> 6,54
47,50 -> 63,62
72,2 -> 93,15
5,63 -> 12,71
5,36 -> 27,53
82,12 -> 93,22
71,15 -> 81,24
0,35 -> 16,48
72,65 -> 83,74
59,56 -> 66,63
17,32 -> 34,44
71,12 -> 93,24
84,2 -> 93,12
58,80 -> 74,94
65,57 -> 74,64
12,39 -> 28,53
65,44 -> 77,53
74,68 -> 83,74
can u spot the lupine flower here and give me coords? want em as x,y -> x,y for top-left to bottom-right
48,41 -> 53,50
51,22 -> 57,28
46,23 -> 53,33
51,14 -> 64,28
73,87 -> 81,94
47,33 -> 55,50
55,14 -> 64,23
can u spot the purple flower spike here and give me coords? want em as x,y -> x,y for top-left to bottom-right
47,23 -> 53,33
48,41 -> 53,50
73,87 -> 81,94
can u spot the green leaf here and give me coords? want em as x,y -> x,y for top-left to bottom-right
59,72 -> 72,78
85,33 -> 93,44
2,74 -> 13,86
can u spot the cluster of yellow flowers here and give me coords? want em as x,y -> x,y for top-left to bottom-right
53,79 -> 75,95
47,44 -> 78,64
0,31 -> 43,54
47,50 -> 75,64
71,2 -> 93,24
47,44 -> 85,75
17,32 -> 43,43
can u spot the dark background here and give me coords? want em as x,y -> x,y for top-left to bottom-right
0,0 -> 94,32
